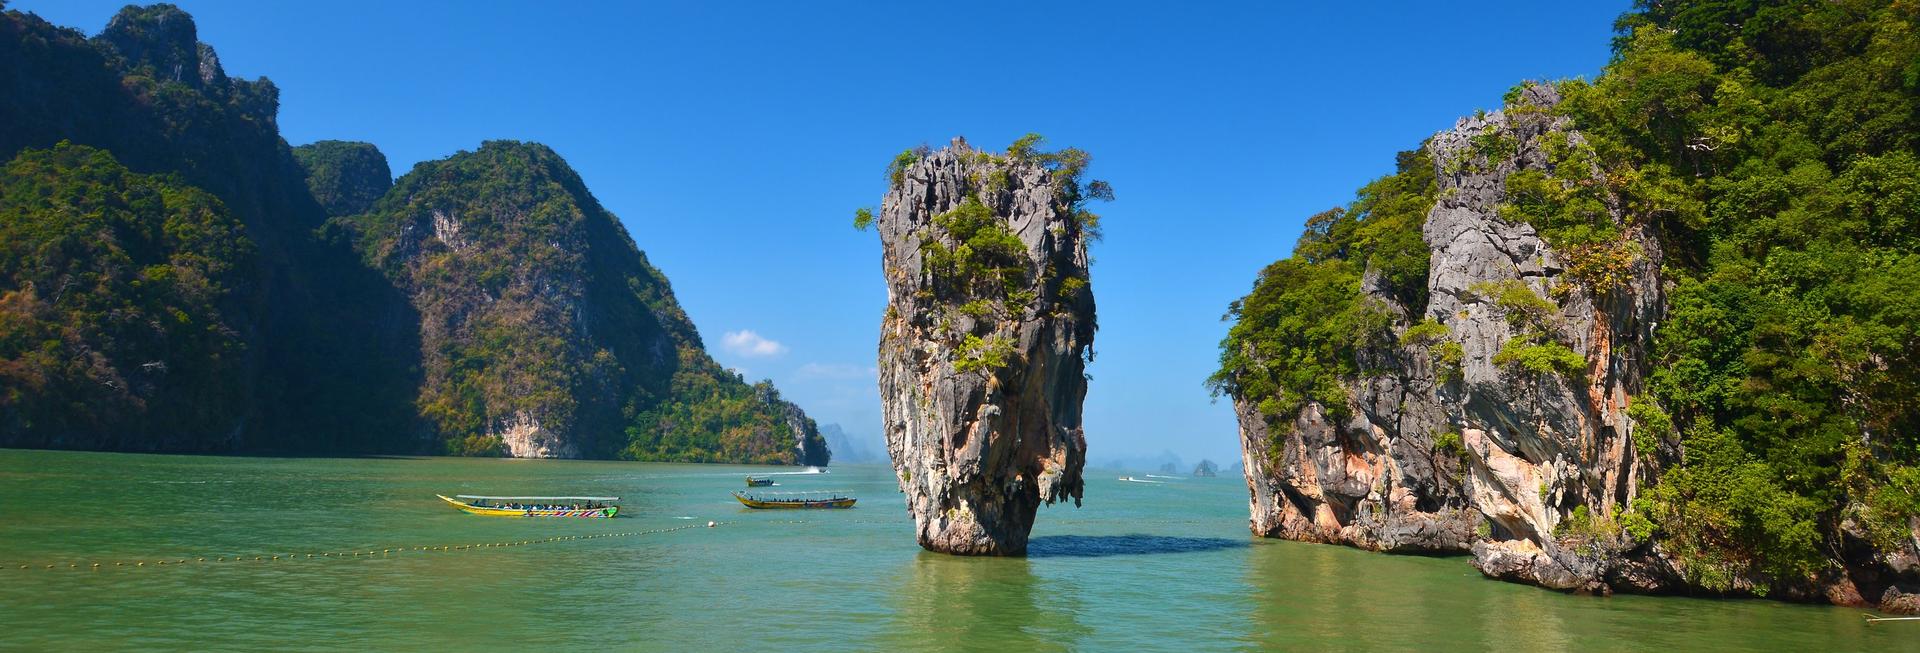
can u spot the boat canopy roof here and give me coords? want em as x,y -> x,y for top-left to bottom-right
736,490 -> 849,497
455,495 -> 619,501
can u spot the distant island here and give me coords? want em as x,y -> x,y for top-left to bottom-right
819,424 -> 883,464
1192,460 -> 1217,477
0,4 -> 824,465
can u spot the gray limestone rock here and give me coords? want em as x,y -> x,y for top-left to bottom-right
1240,84 -> 1671,583
1426,85 -> 1664,587
877,137 -> 1096,555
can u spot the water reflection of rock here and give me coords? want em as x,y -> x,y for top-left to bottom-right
1028,534 -> 1243,558
1243,540 -> 1571,649
876,552 -> 1090,651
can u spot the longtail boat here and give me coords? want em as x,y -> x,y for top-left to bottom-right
745,476 -> 775,487
732,490 -> 856,509
437,495 -> 620,518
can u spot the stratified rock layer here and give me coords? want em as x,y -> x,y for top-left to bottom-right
878,137 -> 1095,555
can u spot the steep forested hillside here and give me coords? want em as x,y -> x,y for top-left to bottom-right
0,3 -> 419,452
332,141 -> 827,463
0,3 -> 826,464
293,140 -> 391,218
0,143 -> 255,447
1217,0 -> 1920,608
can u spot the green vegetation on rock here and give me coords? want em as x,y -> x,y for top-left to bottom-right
1563,0 -> 1920,589
1491,339 -> 1586,379
954,334 -> 1015,374
1625,397 -> 1672,457
292,140 -> 391,217
0,143 -> 255,447
921,196 -> 1030,299
1497,132 -> 1640,289
344,141 -> 826,464
1,4 -> 419,453
1434,430 -> 1466,461
1219,0 -> 1920,591
874,134 -> 1108,344
1208,147 -> 1437,428
0,4 -> 826,464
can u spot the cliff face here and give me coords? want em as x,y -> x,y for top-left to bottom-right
0,4 -> 826,464
0,4 -> 419,453
772,386 -> 831,467
344,141 -> 827,462
876,137 -> 1098,555
1240,87 -> 1666,584
1427,86 -> 1664,590
0,143 -> 258,448
1230,83 -> 1920,609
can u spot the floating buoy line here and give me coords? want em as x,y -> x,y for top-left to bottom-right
3,522 -> 720,572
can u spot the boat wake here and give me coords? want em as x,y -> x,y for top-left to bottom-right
645,466 -> 831,479
747,468 -> 828,477
1143,474 -> 1183,480
1118,476 -> 1165,484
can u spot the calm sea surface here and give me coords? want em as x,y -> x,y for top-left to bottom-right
0,449 -> 1912,651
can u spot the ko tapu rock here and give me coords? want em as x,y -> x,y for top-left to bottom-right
872,135 -> 1103,555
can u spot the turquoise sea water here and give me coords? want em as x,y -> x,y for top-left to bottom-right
0,449 -> 1912,651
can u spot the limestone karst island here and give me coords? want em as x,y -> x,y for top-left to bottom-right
2,1 -> 1917,649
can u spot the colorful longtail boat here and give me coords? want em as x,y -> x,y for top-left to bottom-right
437,495 -> 620,518
745,476 -> 775,487
732,491 -> 856,509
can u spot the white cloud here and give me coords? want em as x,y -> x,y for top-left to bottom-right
795,362 -> 878,380
720,330 -> 787,358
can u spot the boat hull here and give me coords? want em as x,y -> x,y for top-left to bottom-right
732,493 -> 855,509
437,495 -> 617,518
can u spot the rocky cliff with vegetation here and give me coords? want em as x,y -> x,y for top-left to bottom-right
1215,0 -> 1920,612
870,136 -> 1102,555
1,3 -> 419,452
293,140 -> 391,218
328,141 -> 828,462
0,3 -> 827,465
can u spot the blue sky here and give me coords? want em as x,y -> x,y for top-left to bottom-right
20,1 -> 1627,467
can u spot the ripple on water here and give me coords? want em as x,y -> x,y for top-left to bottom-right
0,453 -> 1915,651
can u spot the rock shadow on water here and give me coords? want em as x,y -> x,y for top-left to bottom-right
1026,534 -> 1247,558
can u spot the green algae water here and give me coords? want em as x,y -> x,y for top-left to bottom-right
0,449 -> 1911,652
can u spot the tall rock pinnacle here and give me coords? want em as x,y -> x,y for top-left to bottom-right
873,135 -> 1102,555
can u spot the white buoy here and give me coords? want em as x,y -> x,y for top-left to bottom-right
706,521 -> 716,528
